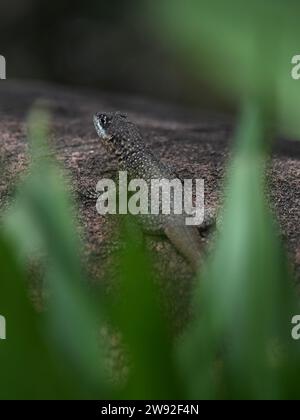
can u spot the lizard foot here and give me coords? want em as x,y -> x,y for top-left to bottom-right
198,206 -> 218,236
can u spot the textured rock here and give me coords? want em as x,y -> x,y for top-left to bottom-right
0,80 -> 299,330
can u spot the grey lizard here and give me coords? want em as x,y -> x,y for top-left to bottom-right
93,112 -> 215,270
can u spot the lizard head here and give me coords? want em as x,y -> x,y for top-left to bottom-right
93,112 -> 142,150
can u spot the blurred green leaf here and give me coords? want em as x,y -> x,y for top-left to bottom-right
110,217 -> 181,399
178,101 -> 300,399
150,0 -> 300,137
0,235 -> 68,399
2,108 -> 108,399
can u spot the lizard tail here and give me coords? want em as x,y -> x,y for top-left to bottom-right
164,224 -> 203,272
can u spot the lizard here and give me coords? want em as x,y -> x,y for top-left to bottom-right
93,111 -> 215,271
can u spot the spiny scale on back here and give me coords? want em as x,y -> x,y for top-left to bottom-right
93,111 -> 207,271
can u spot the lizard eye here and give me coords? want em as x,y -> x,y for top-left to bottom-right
97,113 -> 112,129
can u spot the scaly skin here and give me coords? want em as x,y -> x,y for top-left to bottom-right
93,112 -> 211,270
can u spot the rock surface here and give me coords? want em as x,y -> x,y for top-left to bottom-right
0,80 -> 299,330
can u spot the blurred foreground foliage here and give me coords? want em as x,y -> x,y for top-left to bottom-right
178,102 -> 300,399
0,0 -> 300,400
0,109 -> 181,399
149,0 -> 300,138
0,101 -> 299,399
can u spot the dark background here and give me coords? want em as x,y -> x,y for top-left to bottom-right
0,0 -> 221,109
